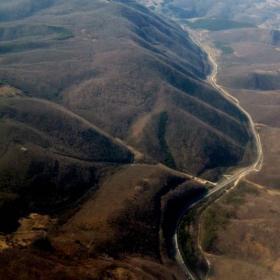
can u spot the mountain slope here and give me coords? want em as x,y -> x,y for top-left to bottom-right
0,0 -> 253,178
0,84 -> 132,232
0,0 -> 257,279
145,0 -> 280,27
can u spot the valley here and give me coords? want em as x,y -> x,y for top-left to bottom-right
155,2 -> 280,279
133,0 -> 280,279
173,32 -> 263,280
0,0 -> 279,280
0,1 -> 255,279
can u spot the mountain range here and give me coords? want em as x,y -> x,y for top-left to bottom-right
0,0 -> 255,279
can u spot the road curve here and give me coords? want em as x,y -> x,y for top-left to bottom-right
173,29 -> 263,280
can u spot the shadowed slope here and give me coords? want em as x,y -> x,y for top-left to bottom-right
0,87 -> 132,232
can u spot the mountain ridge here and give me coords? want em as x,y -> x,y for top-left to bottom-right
0,0 -> 256,279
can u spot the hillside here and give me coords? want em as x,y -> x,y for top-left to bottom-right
203,28 -> 280,92
142,0 -> 280,27
0,164 -> 206,280
0,0 -> 253,179
0,84 -> 133,231
0,0 -> 256,279
175,4 -> 280,279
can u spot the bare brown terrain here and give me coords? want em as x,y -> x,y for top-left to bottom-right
1,0 -> 276,279
0,0 -> 254,179
117,0 -> 280,278
203,181 -> 280,280
0,0 -> 251,279
0,163 -> 205,280
196,20 -> 280,280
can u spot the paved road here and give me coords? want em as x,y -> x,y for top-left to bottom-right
173,29 -> 263,280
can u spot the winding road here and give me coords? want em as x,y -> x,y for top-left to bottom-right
173,29 -> 263,280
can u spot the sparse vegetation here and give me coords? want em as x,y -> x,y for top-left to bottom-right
201,181 -> 259,252
157,112 -> 176,169
177,194 -> 217,279
186,19 -> 256,31
225,181 -> 259,205
144,0 -> 280,279
0,0 -> 259,279
167,5 -> 197,19
47,25 -> 74,40
214,41 -> 234,55
201,203 -> 233,251
0,41 -> 49,54
0,0 -> 54,22
178,210 -> 197,265
0,0 -> 253,177
0,95 -> 132,232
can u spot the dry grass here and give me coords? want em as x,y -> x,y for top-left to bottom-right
0,1 -> 261,279
0,0 -> 254,177
0,94 -> 134,232
0,163 -> 204,280
247,126 -> 280,189
62,164 -> 194,258
204,181 -> 280,279
198,26 -> 280,280
0,84 -> 22,97
208,255 -> 280,280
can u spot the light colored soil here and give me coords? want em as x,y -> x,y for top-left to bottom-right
0,213 -> 56,250
0,85 -> 22,97
130,113 -> 152,141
